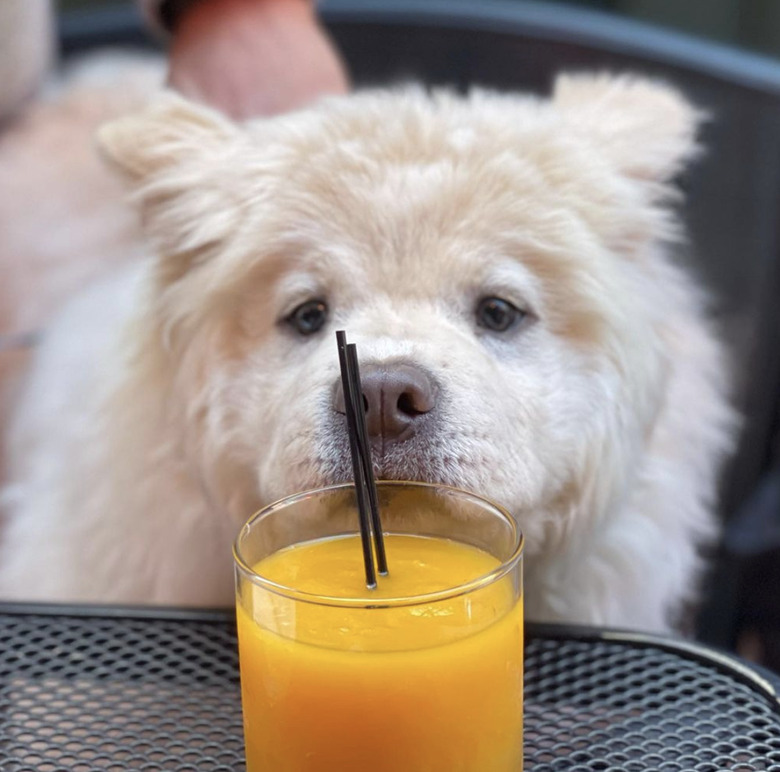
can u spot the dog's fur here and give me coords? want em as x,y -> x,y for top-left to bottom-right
0,75 -> 734,630
0,52 -> 164,482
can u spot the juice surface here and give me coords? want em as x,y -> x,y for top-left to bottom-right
236,534 -> 523,772
255,533 -> 499,596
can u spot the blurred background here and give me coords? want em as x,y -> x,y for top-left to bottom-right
60,0 -> 780,60
18,0 -> 780,668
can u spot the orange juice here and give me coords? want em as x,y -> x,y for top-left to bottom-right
236,533 -> 523,772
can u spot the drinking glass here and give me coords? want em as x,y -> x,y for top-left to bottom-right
234,481 -> 524,772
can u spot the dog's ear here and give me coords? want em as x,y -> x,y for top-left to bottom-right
97,92 -> 238,181
97,93 -> 253,262
552,73 -> 703,183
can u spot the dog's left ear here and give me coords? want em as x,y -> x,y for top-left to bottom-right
97,93 -> 252,260
553,73 -> 704,184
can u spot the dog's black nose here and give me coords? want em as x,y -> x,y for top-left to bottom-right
333,363 -> 436,443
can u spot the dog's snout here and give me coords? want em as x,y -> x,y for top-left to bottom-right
332,363 -> 436,443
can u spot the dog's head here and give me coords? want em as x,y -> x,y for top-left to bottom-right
99,75 -> 704,555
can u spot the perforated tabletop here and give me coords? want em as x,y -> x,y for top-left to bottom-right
0,605 -> 778,771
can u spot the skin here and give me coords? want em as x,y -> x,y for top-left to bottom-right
167,0 -> 350,119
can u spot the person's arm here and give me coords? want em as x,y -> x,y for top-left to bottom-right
139,0 -> 349,119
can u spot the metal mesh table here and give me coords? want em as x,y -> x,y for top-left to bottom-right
0,605 -> 778,771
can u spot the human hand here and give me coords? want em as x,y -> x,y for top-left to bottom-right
167,0 -> 350,119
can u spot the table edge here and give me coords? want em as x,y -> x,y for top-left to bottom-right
1,602 -> 777,707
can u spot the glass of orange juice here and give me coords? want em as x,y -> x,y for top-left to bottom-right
233,480 -> 524,772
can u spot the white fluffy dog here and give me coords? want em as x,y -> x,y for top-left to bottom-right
0,75 -> 734,631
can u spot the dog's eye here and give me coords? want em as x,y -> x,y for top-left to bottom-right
476,297 -> 524,332
286,300 -> 328,335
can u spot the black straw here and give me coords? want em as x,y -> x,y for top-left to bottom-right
336,331 -> 387,588
346,343 -> 388,576
336,332 -> 376,589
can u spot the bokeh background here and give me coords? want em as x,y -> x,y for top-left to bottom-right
60,0 -> 780,60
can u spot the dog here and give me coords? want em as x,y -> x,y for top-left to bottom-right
0,51 -> 164,484
0,74 -> 734,631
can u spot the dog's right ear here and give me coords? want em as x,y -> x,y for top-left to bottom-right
97,92 -> 238,182
97,93 -> 252,261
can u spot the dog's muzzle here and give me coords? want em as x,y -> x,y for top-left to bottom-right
332,362 -> 437,446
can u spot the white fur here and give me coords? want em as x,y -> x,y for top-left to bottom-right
0,77 -> 735,630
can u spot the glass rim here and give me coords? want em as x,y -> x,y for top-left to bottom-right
233,480 -> 523,609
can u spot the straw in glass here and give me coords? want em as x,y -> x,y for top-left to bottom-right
346,342 -> 388,576
335,331 -> 388,587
